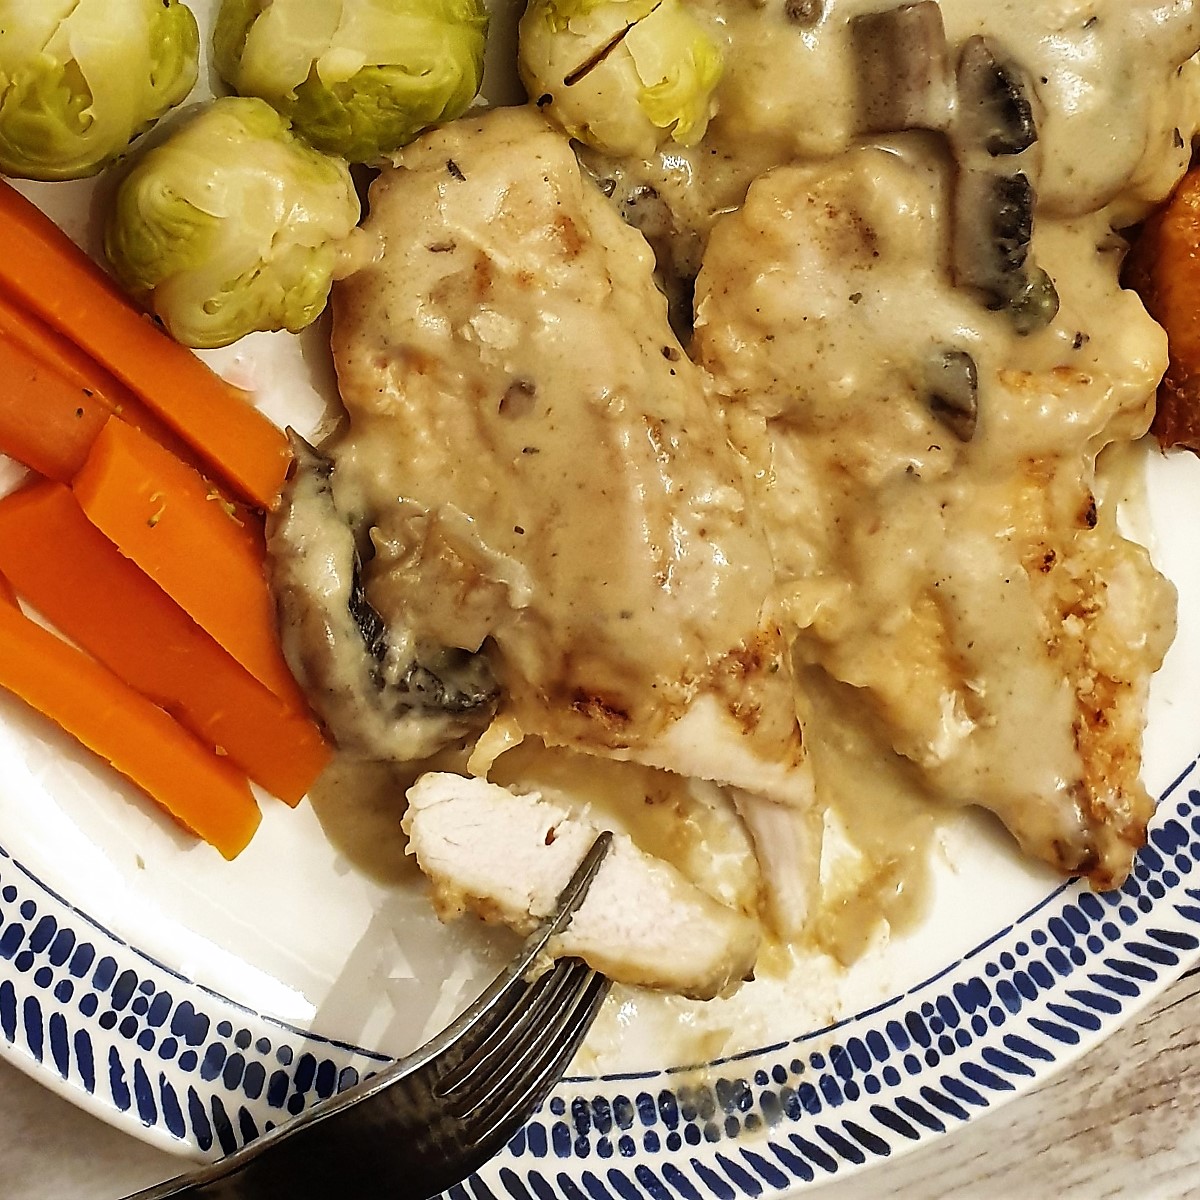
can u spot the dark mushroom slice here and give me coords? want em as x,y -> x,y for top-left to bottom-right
580,150 -> 702,340
850,2 -> 955,135
952,168 -> 1059,333
954,36 -> 1039,157
924,348 -> 979,442
949,33 -> 1057,333
265,433 -> 499,762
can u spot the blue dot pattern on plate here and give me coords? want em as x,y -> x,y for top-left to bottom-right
0,764 -> 1199,1198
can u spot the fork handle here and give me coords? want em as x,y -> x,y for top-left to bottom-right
125,1092 -> 493,1199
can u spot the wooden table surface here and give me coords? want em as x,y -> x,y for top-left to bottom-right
2,968 -> 1197,1199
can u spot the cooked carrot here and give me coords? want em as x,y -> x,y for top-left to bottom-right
0,572 -> 14,607
73,418 -> 309,711
0,481 -> 330,804
0,569 -> 260,859
0,179 -> 290,509
0,331 -> 111,482
0,295 -> 203,469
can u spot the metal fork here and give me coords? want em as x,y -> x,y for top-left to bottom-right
124,833 -> 613,1199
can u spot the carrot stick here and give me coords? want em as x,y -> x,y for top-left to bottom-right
0,332 -> 111,482
0,179 -> 290,510
0,481 -> 330,804
73,418 -> 309,711
0,295 -> 204,470
0,569 -> 260,859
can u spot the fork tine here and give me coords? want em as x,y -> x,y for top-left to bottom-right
114,836 -> 615,1200
469,969 -> 612,1147
401,831 -> 613,1077
451,962 -> 608,1124
435,954 -> 592,1097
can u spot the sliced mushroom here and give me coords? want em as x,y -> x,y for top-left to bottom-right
850,2 -> 955,135
949,33 -> 1058,334
953,169 -> 1030,296
1006,266 -> 1060,336
924,348 -> 979,442
265,433 -> 498,762
783,0 -> 823,27
952,168 -> 1059,334
580,150 -> 702,340
954,36 -> 1038,157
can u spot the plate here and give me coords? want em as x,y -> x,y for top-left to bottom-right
3,8 -> 1200,1198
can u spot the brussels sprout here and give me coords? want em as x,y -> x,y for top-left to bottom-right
519,0 -> 723,159
213,0 -> 488,163
104,97 -> 361,350
0,0 -> 199,181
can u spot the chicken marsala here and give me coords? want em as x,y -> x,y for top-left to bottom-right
269,108 -> 817,992
268,1 -> 1200,995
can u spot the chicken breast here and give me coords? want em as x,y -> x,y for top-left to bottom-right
693,143 -> 1176,887
323,106 -> 813,815
403,773 -> 760,999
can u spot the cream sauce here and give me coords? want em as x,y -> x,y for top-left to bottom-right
596,1 -> 1200,264
694,136 -> 1177,888
328,106 -> 810,806
302,4 -> 1200,972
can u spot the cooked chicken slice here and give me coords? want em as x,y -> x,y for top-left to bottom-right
693,144 -> 1175,888
486,738 -> 764,919
325,106 -> 812,813
403,773 -> 760,999
730,790 -> 820,940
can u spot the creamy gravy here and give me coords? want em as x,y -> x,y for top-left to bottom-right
300,2 -> 1200,972
693,131 -> 1177,886
333,113 -> 771,741
588,2 -> 1200,274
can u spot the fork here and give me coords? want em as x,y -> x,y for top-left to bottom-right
124,833 -> 613,1200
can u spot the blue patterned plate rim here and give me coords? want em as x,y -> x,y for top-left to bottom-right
0,750 -> 1196,1199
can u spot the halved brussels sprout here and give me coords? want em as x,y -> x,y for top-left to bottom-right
519,0 -> 723,159
104,97 -> 361,349
213,0 -> 488,164
0,0 -> 200,181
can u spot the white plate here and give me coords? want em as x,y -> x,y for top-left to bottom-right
3,6 -> 1200,1197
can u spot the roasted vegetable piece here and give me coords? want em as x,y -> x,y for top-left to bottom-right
213,0 -> 487,163
0,293 -> 216,479
73,418 -> 309,712
0,481 -> 329,805
0,0 -> 199,181
0,569 -> 260,860
1126,166 -> 1200,452
0,320 -> 112,483
105,97 -> 360,350
518,0 -> 723,158
0,179 -> 290,510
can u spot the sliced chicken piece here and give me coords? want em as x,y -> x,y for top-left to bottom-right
730,790 -> 821,941
693,144 -> 1175,888
325,106 -> 813,814
403,773 -> 760,1000
485,738 -> 764,919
